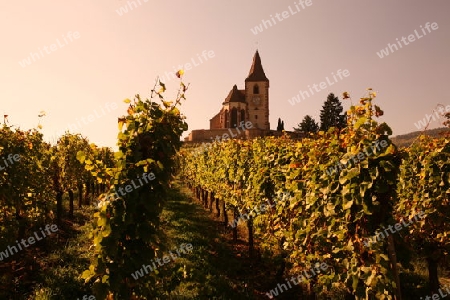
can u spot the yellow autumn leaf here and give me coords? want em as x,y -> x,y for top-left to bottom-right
176,69 -> 184,78
127,106 -> 134,115
118,117 -> 126,131
159,81 -> 166,93
162,100 -> 173,108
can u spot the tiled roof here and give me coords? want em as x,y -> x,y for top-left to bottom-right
245,50 -> 269,82
224,84 -> 246,103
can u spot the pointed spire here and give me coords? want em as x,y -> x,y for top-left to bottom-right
246,50 -> 269,82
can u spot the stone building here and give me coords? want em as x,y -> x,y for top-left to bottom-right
185,50 -> 274,142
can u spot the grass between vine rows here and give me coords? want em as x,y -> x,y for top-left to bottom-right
2,179 -> 448,299
157,179 -> 297,299
1,181 -> 296,299
0,204 -> 94,299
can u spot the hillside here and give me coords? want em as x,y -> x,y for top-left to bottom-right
391,127 -> 449,148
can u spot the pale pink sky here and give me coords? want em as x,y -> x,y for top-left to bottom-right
1,1 -> 449,148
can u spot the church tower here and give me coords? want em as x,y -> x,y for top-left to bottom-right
245,50 -> 270,130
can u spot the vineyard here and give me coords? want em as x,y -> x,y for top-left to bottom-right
177,90 -> 450,299
0,83 -> 449,299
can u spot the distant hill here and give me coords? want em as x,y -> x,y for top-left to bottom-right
391,127 -> 449,148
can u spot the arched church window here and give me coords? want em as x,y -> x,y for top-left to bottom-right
224,110 -> 229,128
253,84 -> 259,94
240,109 -> 245,123
231,107 -> 238,128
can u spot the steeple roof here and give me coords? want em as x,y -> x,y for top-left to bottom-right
245,50 -> 269,82
223,84 -> 245,103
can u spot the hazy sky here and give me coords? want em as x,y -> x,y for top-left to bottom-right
1,1 -> 449,148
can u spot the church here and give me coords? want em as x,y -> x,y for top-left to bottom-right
185,50 -> 275,142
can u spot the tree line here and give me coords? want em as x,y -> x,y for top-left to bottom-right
294,92 -> 346,134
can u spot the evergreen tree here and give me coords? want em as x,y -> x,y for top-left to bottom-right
319,93 -> 346,131
294,115 -> 319,134
276,118 -> 285,131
